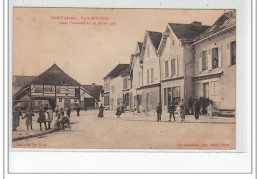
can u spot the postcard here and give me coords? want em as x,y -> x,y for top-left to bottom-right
12,8 -> 236,150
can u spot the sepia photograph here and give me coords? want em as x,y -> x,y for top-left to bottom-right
12,8 -> 236,150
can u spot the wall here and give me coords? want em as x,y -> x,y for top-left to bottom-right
109,75 -> 123,110
193,29 -> 236,109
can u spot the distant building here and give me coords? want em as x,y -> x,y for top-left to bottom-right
13,64 -> 94,111
157,22 -> 209,110
129,42 -> 143,111
192,11 -> 236,110
103,64 -> 129,110
82,83 -> 103,109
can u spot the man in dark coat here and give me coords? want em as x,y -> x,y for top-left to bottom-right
37,104 -> 48,131
168,102 -> 176,122
76,105 -> 80,116
193,99 -> 201,120
156,103 -> 162,122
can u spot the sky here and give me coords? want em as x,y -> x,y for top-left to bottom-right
13,8 -> 226,85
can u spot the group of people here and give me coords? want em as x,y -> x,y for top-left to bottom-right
12,104 -> 75,132
156,98 -> 209,122
156,98 -> 186,122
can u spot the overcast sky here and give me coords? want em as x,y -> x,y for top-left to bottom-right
13,8 -> 226,85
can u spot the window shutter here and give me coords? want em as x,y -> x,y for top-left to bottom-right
208,49 -> 212,70
175,58 -> 178,76
199,56 -> 202,72
227,43 -> 231,66
218,46 -> 222,68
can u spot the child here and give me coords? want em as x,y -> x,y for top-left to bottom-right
46,106 -> 53,129
23,108 -> 34,130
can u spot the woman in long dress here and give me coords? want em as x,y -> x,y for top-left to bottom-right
116,105 -> 121,118
98,104 -> 104,118
179,98 -> 185,121
12,106 -> 23,131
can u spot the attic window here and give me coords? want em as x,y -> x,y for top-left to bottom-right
62,80 -> 68,85
172,40 -> 174,45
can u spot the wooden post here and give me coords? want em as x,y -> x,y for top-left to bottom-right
43,85 -> 44,96
54,85 -> 57,109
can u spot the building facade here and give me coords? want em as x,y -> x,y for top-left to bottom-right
157,22 -> 209,111
13,64 -> 94,111
137,31 -> 162,112
103,64 -> 129,110
192,11 -> 236,110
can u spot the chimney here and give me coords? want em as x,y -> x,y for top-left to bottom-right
191,21 -> 202,25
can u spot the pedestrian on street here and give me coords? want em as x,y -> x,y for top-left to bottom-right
98,103 -> 104,118
37,104 -> 48,131
76,105 -> 80,116
23,108 -> 34,130
12,105 -> 23,131
156,103 -> 162,122
55,105 -> 59,117
168,102 -> 176,122
193,98 -> 201,120
179,98 -> 185,121
116,104 -> 122,118
67,105 -> 71,118
207,103 -> 213,118
121,104 -> 125,114
46,106 -> 53,130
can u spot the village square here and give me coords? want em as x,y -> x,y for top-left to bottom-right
12,10 -> 236,149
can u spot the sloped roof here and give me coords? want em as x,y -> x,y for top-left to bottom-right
12,75 -> 36,94
103,64 -> 129,79
82,84 -> 103,100
194,11 -> 236,42
168,23 -> 210,41
120,66 -> 131,77
147,31 -> 162,50
28,64 -> 81,86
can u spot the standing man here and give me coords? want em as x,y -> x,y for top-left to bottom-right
168,102 -> 176,122
76,105 -> 80,116
37,104 -> 48,131
67,105 -> 71,118
193,98 -> 201,120
156,103 -> 162,122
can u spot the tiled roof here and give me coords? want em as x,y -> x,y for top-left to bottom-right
120,66 -> 131,77
168,23 -> 210,41
194,11 -> 236,42
28,64 -> 81,86
103,64 -> 129,79
82,84 -> 103,100
147,31 -> 162,50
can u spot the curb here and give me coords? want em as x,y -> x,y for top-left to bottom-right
12,127 -> 62,141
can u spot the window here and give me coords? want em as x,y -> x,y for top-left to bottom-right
75,88 -> 80,97
202,51 -> 208,71
123,78 -> 128,89
203,83 -> 209,98
212,47 -> 219,69
165,61 -> 169,78
59,98 -> 62,102
164,88 -> 167,105
104,80 -> 109,92
34,86 -> 43,93
74,99 -> 77,102
172,86 -> 180,104
139,72 -> 141,86
230,41 -> 236,65
147,70 -> 149,84
171,59 -> 176,76
151,68 -> 154,84
172,40 -> 174,45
